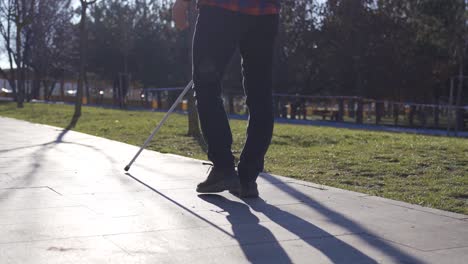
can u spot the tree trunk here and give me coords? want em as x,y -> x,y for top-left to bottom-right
60,75 -> 65,101
455,61 -> 464,134
70,2 -> 88,128
42,80 -> 49,101
32,70 -> 41,100
47,80 -> 57,101
85,73 -> 90,105
16,26 -> 24,108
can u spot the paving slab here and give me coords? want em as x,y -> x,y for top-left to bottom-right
0,116 -> 467,264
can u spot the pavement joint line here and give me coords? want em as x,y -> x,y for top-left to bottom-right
0,232 -> 365,253
112,231 -> 370,254
102,235 -> 133,256
364,233 -> 431,252
0,200 -> 368,245
228,231 -> 370,248
0,186 -> 61,193
101,200 -> 307,216
422,245 -> 468,253
0,205 -> 85,213
0,234 -> 108,246
61,189 -> 171,196
361,196 -> 467,221
0,226 -> 202,245
254,201 -> 309,208
287,181 -> 328,191
0,205 -> 84,213
0,219 -> 244,245
46,186 -> 63,196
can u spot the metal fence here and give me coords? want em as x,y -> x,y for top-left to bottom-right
271,94 -> 468,132
2,85 -> 466,133
139,89 -> 467,133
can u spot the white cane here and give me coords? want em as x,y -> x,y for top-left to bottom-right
124,80 -> 194,171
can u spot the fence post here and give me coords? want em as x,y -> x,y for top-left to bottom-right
393,103 -> 399,125
456,108 -> 465,132
280,99 -> 287,118
376,101 -> 383,125
348,100 -> 355,118
273,96 -> 280,118
338,99 -> 344,122
356,98 -> 363,124
408,105 -> 416,127
157,91 -> 162,110
302,99 -> 307,120
290,102 -> 297,120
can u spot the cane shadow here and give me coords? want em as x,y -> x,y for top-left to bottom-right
257,173 -> 424,264
198,194 -> 293,263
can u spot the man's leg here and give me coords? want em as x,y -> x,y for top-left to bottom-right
193,6 -> 241,193
237,14 -> 279,196
193,6 -> 239,169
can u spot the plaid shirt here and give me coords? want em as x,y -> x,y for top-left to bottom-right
196,0 -> 280,15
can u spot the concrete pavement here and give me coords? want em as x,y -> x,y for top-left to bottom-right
0,116 -> 467,263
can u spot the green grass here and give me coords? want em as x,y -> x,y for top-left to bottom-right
1,102 -> 467,215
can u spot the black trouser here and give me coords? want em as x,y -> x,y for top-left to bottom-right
192,6 -> 278,184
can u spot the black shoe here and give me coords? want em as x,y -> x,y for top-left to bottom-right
229,182 -> 259,198
196,166 -> 240,193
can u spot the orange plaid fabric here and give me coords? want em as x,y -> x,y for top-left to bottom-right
197,0 -> 280,15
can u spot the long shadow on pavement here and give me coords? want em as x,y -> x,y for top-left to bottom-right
200,194 -> 378,264
0,129 -> 72,201
198,194 -> 293,263
0,128 -> 120,201
259,173 -> 424,264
